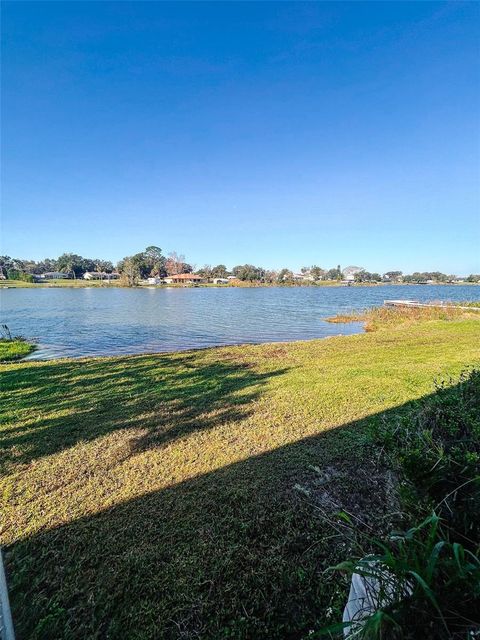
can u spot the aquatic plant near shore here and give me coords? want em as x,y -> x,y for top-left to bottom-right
326,304 -> 479,332
0,325 -> 36,361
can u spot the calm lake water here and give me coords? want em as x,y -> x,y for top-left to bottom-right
1,285 -> 478,359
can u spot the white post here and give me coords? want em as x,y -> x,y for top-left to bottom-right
0,549 -> 15,640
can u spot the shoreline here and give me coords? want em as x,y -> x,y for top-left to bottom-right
20,327 -> 365,364
12,304 -> 480,363
1,279 -> 479,290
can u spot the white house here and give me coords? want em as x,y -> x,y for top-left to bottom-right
292,273 -> 314,282
84,272 -> 120,280
163,274 -> 206,285
39,272 -> 70,279
212,278 -> 229,285
342,266 -> 364,282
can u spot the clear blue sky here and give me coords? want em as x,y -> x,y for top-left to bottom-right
2,1 -> 479,274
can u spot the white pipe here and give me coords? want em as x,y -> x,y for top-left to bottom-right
0,549 -> 15,640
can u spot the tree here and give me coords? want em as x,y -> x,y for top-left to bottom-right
264,270 -> 278,283
211,264 -> 228,278
231,264 -> 265,282
354,270 -> 381,283
166,252 -> 191,276
144,246 -> 166,277
6,269 -> 34,282
117,247 -> 166,280
94,260 -> 114,274
403,272 -> 449,283
354,270 -> 366,283
56,253 -> 91,278
325,267 -> 342,280
0,256 -> 14,278
34,258 -> 58,274
196,265 -> 212,278
131,252 -> 152,279
277,268 -> 293,283
118,257 -> 140,286
384,271 -> 403,282
310,265 -> 325,281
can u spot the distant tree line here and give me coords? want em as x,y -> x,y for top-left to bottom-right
1,252 -> 479,286
0,254 -> 114,279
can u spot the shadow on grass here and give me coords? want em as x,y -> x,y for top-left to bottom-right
6,384 -> 455,640
0,353 -> 288,470
6,348 -> 478,640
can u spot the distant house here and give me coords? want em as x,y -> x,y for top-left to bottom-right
342,266 -> 364,282
84,272 -> 120,280
382,273 -> 403,283
163,273 -> 206,284
146,277 -> 162,285
292,273 -> 314,282
212,278 -> 229,285
39,272 -> 70,280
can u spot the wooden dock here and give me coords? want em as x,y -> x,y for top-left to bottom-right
384,300 -> 480,312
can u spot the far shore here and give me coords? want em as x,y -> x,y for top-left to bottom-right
1,278 -> 478,290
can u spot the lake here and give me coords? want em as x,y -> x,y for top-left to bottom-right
1,285 -> 478,359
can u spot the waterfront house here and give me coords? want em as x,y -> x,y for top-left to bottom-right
292,273 -> 314,282
342,266 -> 364,282
164,274 -> 205,284
212,278 -> 229,284
39,272 -> 70,279
84,272 -> 120,280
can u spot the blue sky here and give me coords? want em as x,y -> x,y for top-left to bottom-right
2,1 -> 479,274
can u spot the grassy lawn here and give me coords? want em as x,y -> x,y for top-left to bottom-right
1,317 -> 479,638
0,279 -> 120,288
0,279 -> 38,288
0,338 -> 36,362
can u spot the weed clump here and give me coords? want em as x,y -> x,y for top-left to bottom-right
326,304 -> 479,332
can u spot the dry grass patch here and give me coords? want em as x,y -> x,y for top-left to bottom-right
326,303 -> 480,331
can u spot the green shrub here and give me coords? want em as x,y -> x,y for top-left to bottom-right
327,514 -> 480,640
325,370 -> 480,638
378,370 -> 480,540
6,269 -> 34,282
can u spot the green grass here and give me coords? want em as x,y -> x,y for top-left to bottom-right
0,338 -> 36,362
0,278 -> 118,288
1,317 -> 480,638
0,279 -> 38,288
